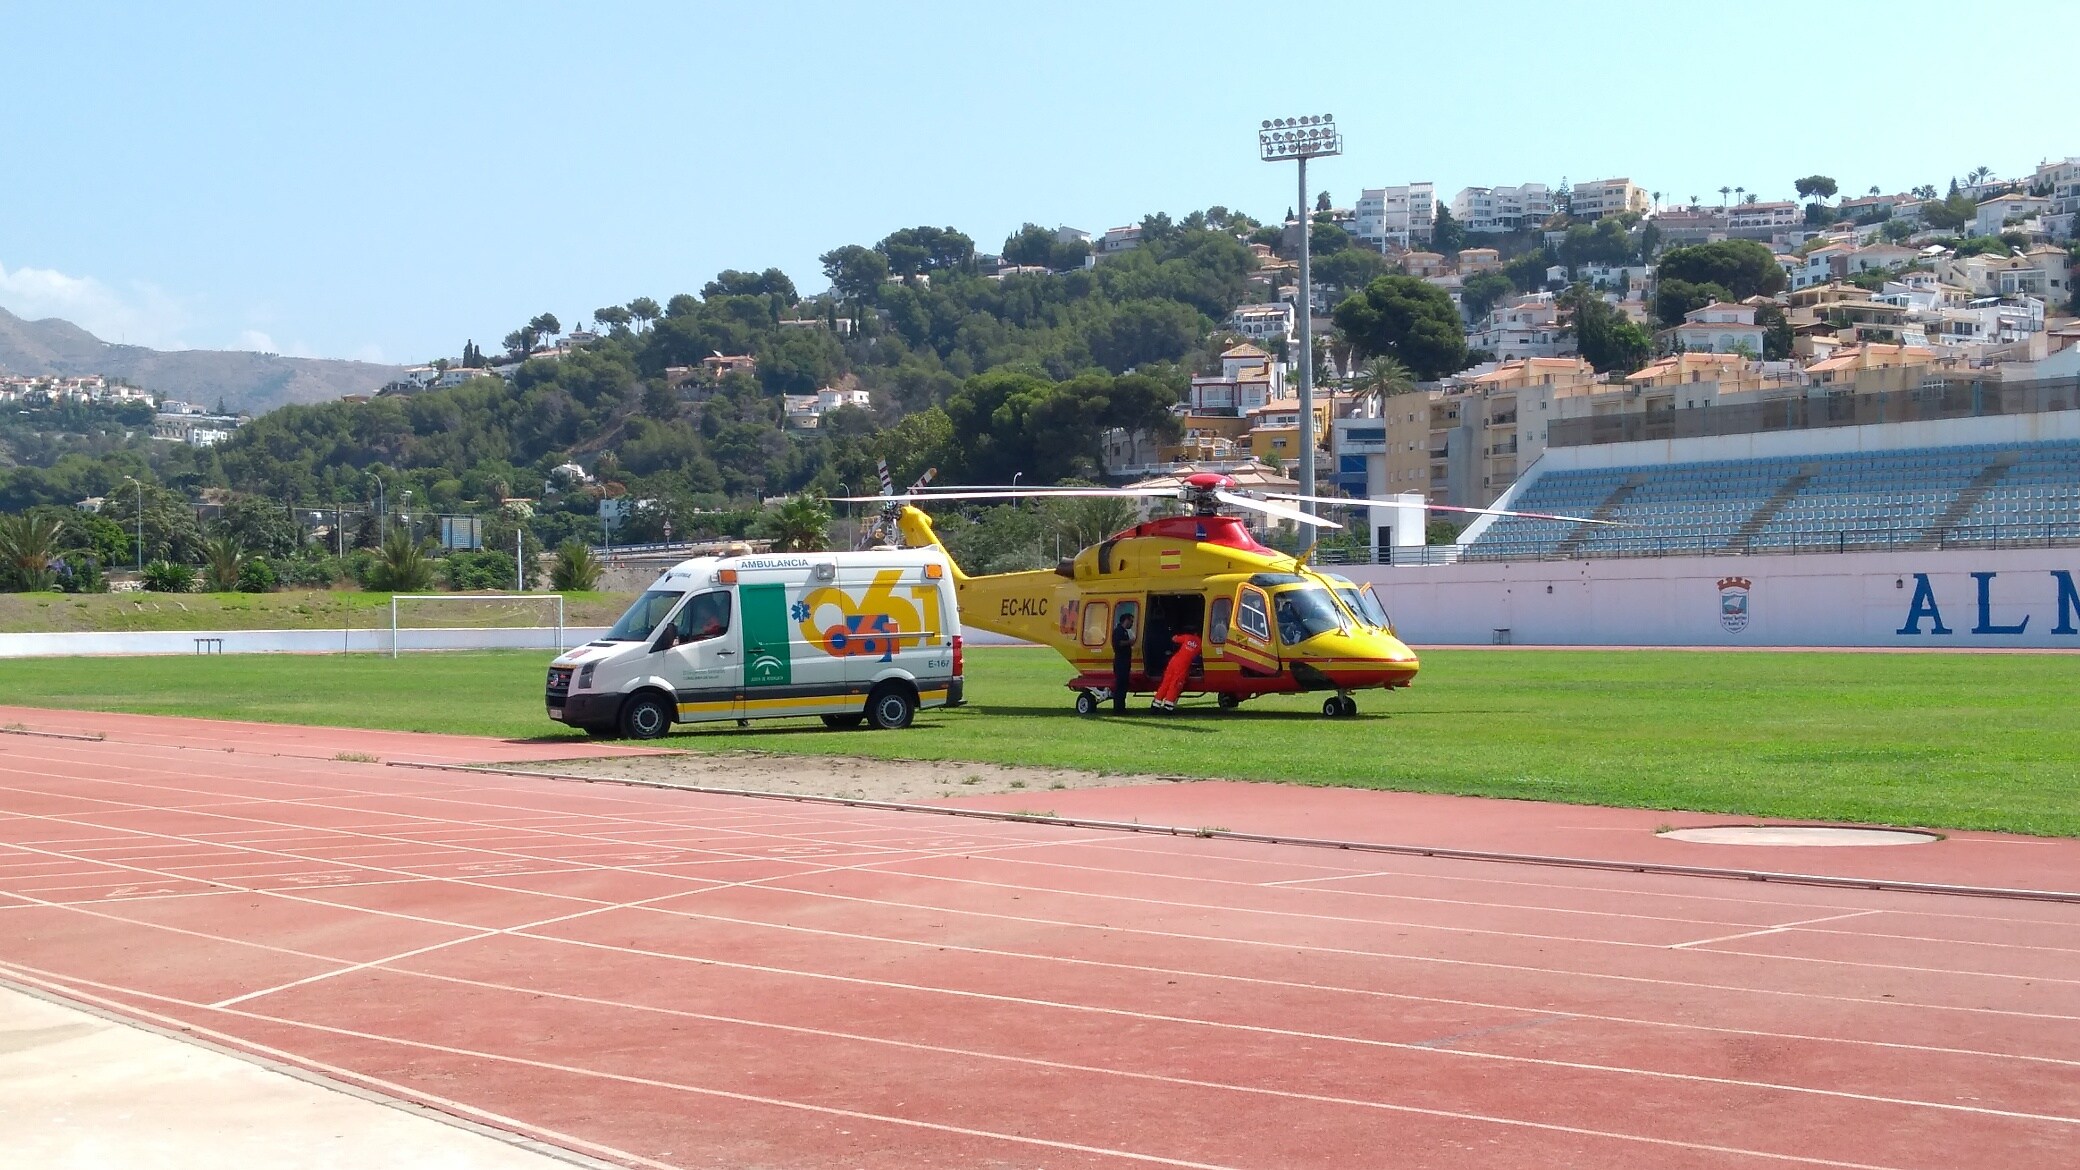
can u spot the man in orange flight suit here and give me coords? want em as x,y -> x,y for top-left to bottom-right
1151,632 -> 1201,712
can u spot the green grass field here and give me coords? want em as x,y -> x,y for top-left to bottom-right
0,591 -> 633,633
6,648 -> 2077,835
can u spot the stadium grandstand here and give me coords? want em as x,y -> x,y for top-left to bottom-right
1458,377 -> 2080,562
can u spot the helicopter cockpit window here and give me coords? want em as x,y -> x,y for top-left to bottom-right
1328,576 -> 1392,630
1208,597 -> 1231,645
1273,587 -> 1347,646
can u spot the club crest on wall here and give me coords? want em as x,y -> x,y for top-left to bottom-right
1718,576 -> 1752,634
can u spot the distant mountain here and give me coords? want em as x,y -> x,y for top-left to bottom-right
0,306 -> 404,415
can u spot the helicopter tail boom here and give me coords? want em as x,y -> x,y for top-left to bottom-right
896,505 -> 969,583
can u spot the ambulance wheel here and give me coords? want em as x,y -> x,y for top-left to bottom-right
1322,696 -> 1356,718
619,693 -> 674,740
1216,693 -> 1240,711
821,714 -> 864,730
1074,690 -> 1100,717
867,684 -> 916,730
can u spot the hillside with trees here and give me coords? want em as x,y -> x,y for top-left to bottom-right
0,212 -> 1281,578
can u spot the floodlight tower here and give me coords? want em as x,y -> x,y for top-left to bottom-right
1259,114 -> 1341,510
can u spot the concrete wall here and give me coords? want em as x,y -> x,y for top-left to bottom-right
0,626 -> 611,659
1345,548 -> 2080,648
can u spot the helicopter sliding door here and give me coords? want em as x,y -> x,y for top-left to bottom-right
1144,593 -> 1205,678
1225,583 -> 1279,675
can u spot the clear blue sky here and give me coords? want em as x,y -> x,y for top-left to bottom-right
3,1 -> 2071,365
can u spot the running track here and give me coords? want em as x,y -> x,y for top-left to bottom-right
3,722 -> 2078,1168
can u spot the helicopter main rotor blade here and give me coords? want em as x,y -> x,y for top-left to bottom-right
833,488 -> 1164,503
1213,490 -> 1342,529
1264,492 -> 1621,526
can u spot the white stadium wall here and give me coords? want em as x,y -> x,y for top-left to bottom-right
1346,548 -> 2080,648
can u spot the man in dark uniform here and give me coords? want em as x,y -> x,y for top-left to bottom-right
1110,611 -> 1136,713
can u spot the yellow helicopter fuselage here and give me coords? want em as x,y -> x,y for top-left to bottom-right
899,505 -> 1419,701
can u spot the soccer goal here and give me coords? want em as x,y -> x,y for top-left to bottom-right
388,594 -> 567,659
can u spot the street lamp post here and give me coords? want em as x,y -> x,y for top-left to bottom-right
1259,114 -> 1342,511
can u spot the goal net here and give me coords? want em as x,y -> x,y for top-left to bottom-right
387,593 -> 567,658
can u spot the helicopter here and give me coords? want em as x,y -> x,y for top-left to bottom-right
840,469 -> 1612,717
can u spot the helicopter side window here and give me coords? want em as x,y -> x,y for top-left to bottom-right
1236,589 -> 1270,641
1207,597 -> 1230,645
1079,601 -> 1111,648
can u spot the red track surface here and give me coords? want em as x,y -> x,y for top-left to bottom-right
4,716 -> 2079,1169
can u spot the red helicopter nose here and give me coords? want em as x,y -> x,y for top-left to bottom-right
1182,472 -> 1235,492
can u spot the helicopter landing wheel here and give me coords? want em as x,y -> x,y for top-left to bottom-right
1216,692 -> 1240,711
1074,690 -> 1101,717
1323,694 -> 1357,718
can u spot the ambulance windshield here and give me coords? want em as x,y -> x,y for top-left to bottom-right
605,590 -> 684,641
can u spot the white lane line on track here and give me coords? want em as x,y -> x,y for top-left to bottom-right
1669,910 -> 1887,949
0,959 -> 1933,1170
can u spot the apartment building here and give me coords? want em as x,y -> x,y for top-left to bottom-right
1333,393 -> 1435,502
1449,183 -> 1554,232
1567,178 -> 1649,220
1353,182 -> 1436,245
1725,200 -> 1800,236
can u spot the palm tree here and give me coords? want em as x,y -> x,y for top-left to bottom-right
1689,194 -> 1699,209
549,540 -> 603,591
1352,357 -> 1417,406
368,529 -> 435,592
0,513 -> 66,591
1970,166 -> 1992,187
1718,186 -> 1732,208
1743,193 -> 1760,205
1734,186 -> 1746,206
201,534 -> 246,592
759,495 -> 831,552
1869,185 -> 1881,197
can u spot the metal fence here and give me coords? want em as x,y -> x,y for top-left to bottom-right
1547,377 -> 2080,448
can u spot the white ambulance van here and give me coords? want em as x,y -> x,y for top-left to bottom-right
545,548 -> 964,739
